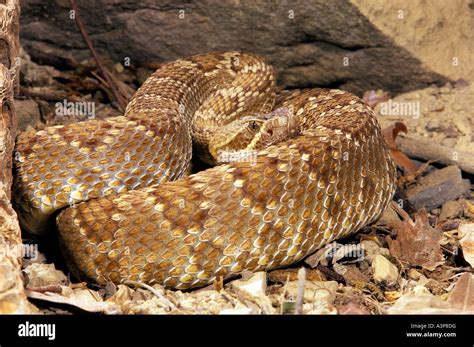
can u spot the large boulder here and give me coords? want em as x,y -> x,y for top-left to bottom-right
20,0 -> 449,96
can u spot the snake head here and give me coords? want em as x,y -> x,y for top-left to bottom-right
209,107 -> 301,164
208,117 -> 263,164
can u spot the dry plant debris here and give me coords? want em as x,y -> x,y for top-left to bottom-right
387,210 -> 445,271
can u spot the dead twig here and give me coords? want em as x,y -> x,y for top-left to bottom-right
20,87 -> 67,102
294,267 -> 306,314
69,0 -> 127,112
391,201 -> 414,226
397,161 -> 433,186
396,135 -> 474,175
90,70 -> 110,89
279,273 -> 291,314
26,284 -> 63,294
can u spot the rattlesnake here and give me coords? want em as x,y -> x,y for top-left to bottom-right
13,52 -> 397,290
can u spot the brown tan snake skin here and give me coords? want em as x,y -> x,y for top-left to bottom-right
13,52 -> 397,290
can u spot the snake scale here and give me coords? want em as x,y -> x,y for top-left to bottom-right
13,52 -> 396,290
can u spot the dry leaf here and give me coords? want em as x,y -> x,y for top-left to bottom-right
333,263 -> 370,285
388,210 -> 444,271
27,288 -> 120,314
304,242 -> 336,267
23,263 -> 67,288
447,273 -> 474,313
304,241 -> 362,268
106,284 -> 134,305
230,272 -> 275,314
382,122 -> 418,175
388,286 -> 452,314
459,223 -> 474,267
384,291 -> 402,302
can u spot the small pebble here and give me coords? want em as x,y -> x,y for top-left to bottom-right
372,255 -> 399,285
439,200 -> 463,220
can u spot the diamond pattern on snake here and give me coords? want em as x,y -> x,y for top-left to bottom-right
13,52 -> 397,290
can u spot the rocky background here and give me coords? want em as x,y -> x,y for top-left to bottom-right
352,0 -> 474,83
19,0 -> 458,97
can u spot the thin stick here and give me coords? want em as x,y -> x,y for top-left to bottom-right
69,0 -> 127,112
20,87 -> 67,102
391,201 -> 414,226
280,273 -> 291,314
397,135 -> 474,174
294,267 -> 306,315
26,284 -> 63,294
90,70 -> 110,89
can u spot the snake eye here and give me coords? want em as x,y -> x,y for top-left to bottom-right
250,121 -> 259,131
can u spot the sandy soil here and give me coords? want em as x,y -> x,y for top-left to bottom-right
351,0 -> 474,82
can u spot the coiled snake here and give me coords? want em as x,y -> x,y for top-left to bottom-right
13,52 -> 396,290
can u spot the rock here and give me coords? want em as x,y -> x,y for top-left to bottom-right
23,263 -> 67,288
360,240 -> 390,264
283,280 -> 338,314
424,120 -> 441,132
461,199 -> 474,219
114,62 -> 124,74
455,135 -> 474,152
177,297 -> 198,311
305,305 -> 338,315
177,291 -> 235,313
20,0 -> 448,96
376,204 -> 401,226
230,272 -> 267,299
441,138 -> 457,148
406,166 -> 471,211
351,2 -> 473,82
371,255 -> 398,285
408,269 -> 422,281
453,114 -> 472,135
124,300 -> 167,314
284,280 -> 338,304
194,290 -> 220,300
14,99 -> 42,131
24,124 -> 35,132
439,86 -> 452,94
439,200 -> 463,220
428,100 -> 444,112
20,54 -> 60,87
